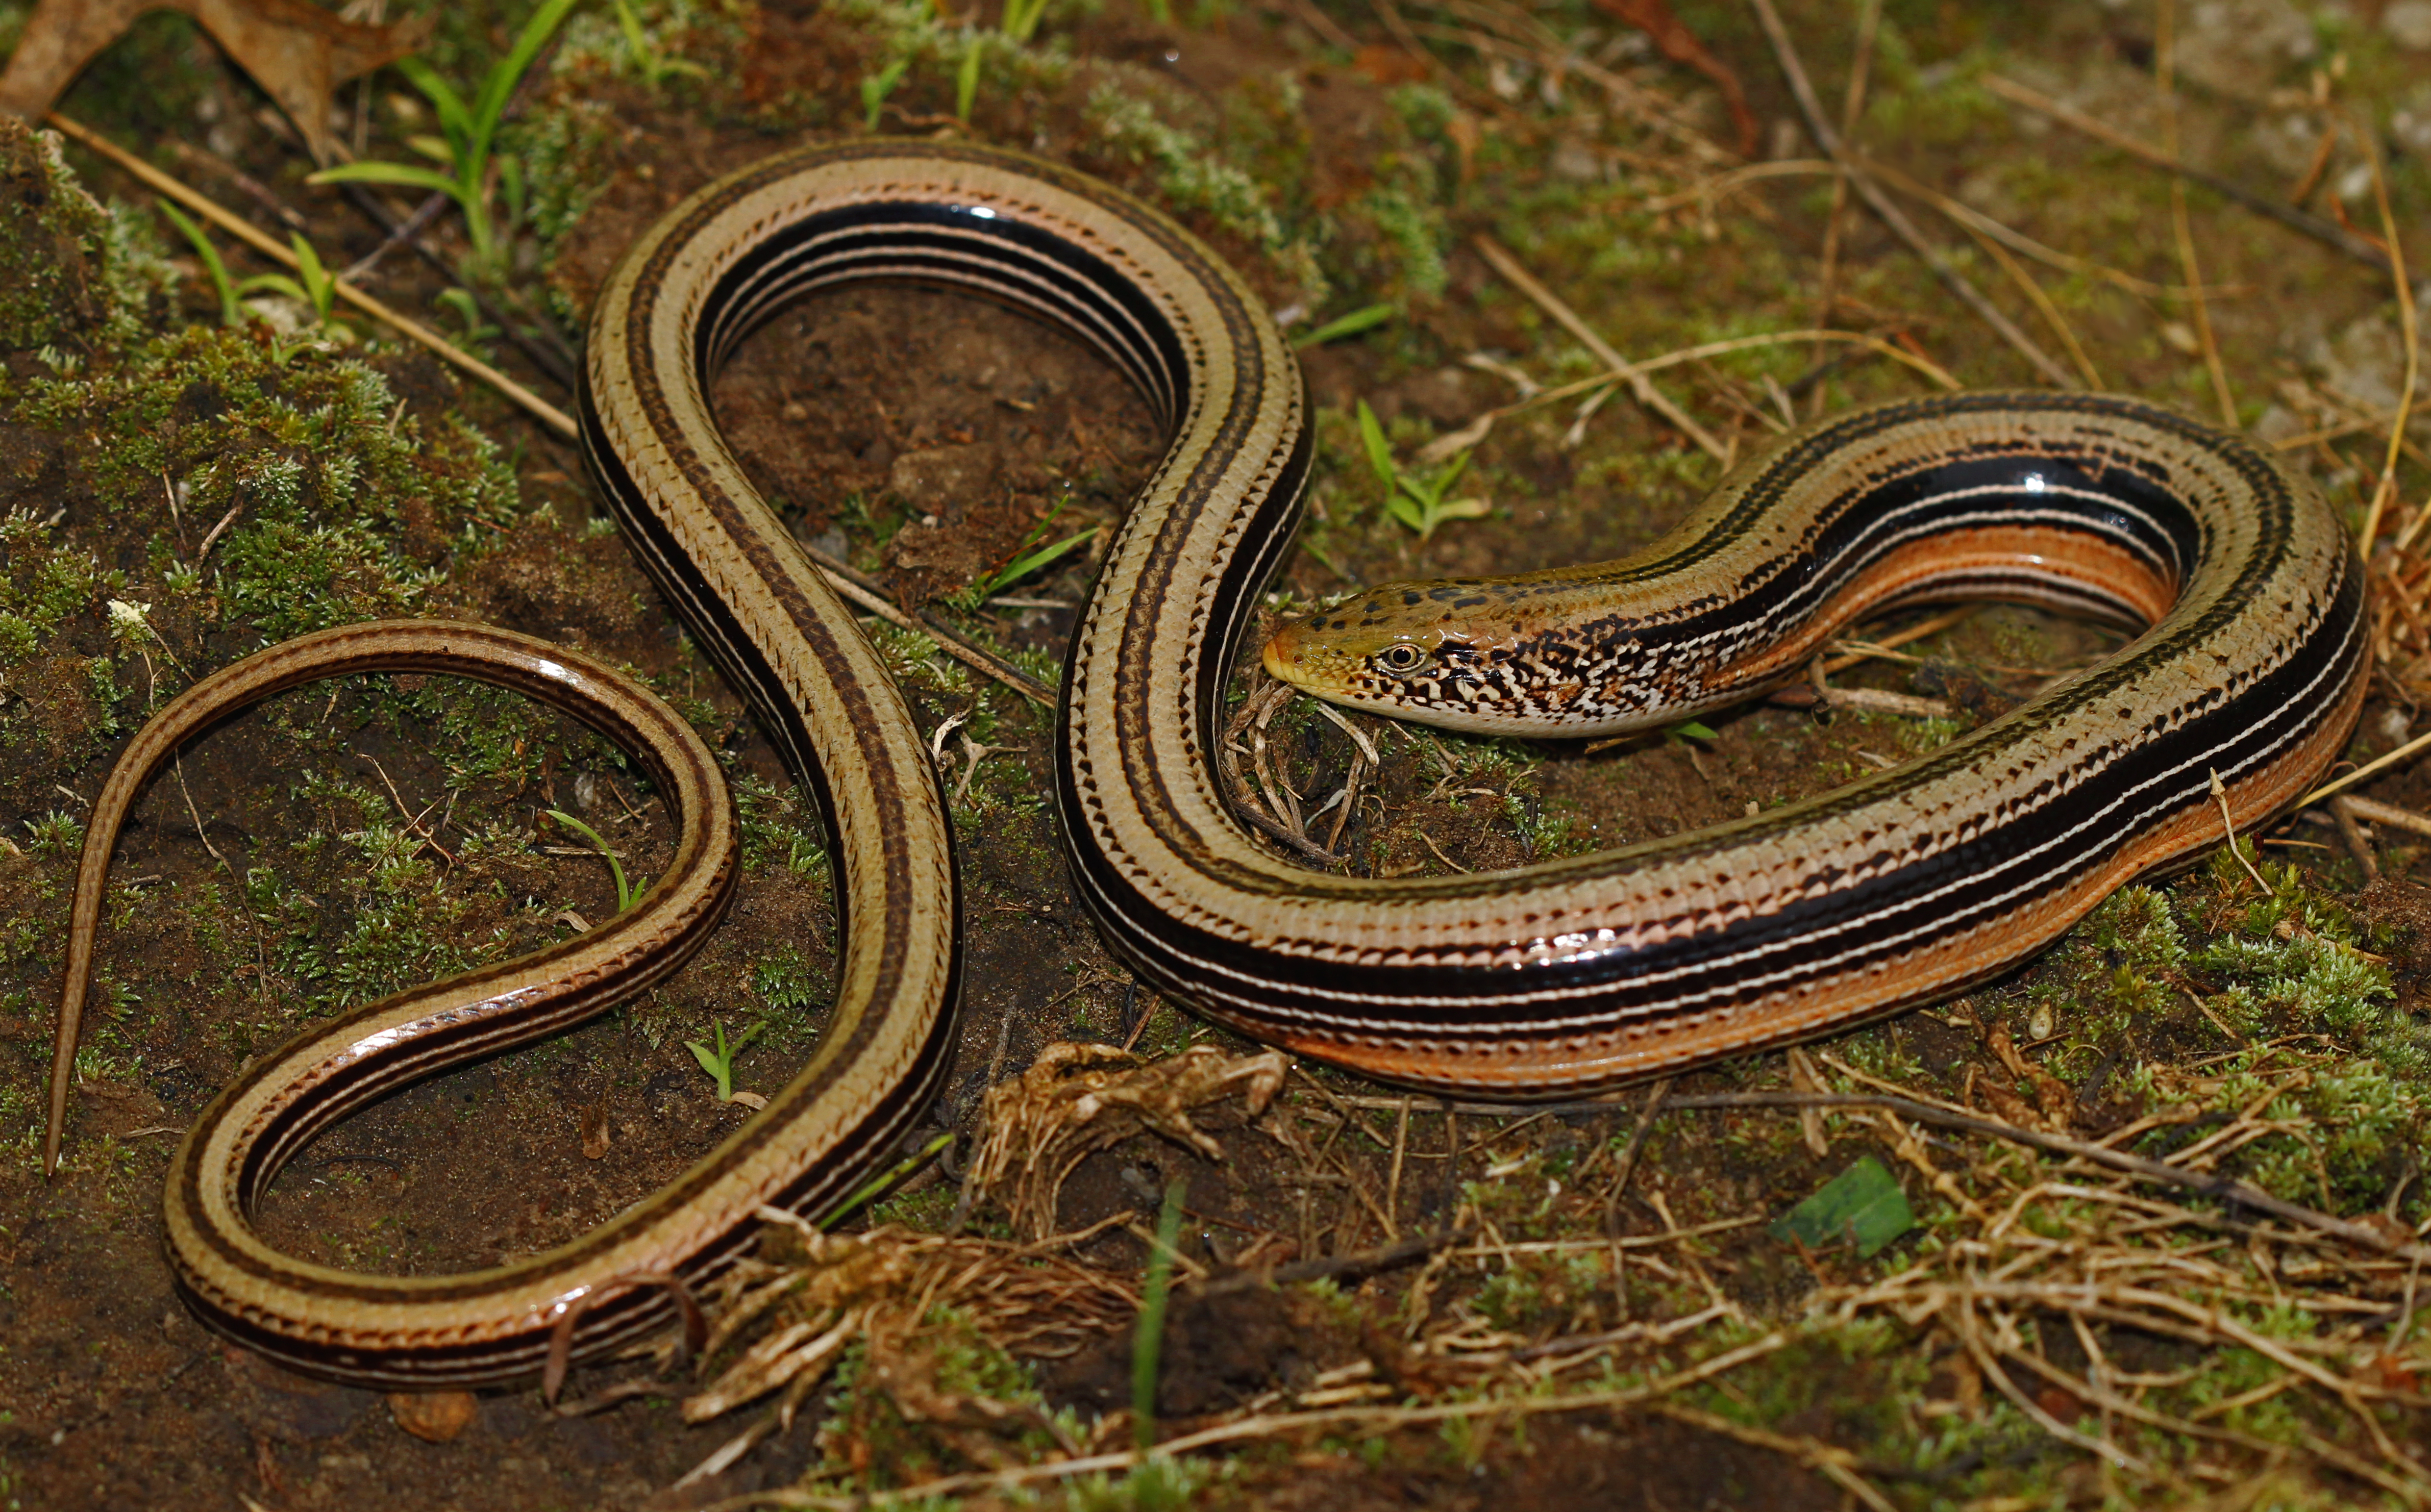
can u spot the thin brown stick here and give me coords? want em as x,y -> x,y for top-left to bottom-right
1647,1404 -> 1900,1512
43,112 -> 576,438
1808,0 -> 1883,415
1746,0 -> 2076,388
2155,0 -> 2238,428
2336,794 -> 2431,840
706,1332 -> 1796,1510
1979,74 -> 2394,274
2358,115 -> 2422,556
1600,1076 -> 1673,1217
1662,1091 -> 2431,1262
1970,221 -> 2103,390
1855,153 -> 2242,303
2298,725 -> 2431,808
1472,234 -> 1730,462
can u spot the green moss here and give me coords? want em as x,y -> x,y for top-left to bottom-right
1086,82 -> 1287,257
0,120 -> 169,353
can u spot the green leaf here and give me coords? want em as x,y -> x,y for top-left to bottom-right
499,155 -> 527,229
287,233 -> 333,319
1354,400 -> 1397,490
395,56 -> 474,156
861,59 -> 909,130
1292,303 -> 1394,349
544,808 -> 637,911
307,160 -> 470,202
1001,0 -> 1051,43
234,272 -> 311,304
472,0 -> 584,155
615,0 -> 652,62
157,200 -> 240,326
1769,1156 -> 1915,1259
955,33 -> 983,121
979,525 -> 1095,599
1670,720 -> 1718,741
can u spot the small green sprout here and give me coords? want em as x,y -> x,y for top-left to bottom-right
1131,1178 -> 1187,1449
227,233 -> 354,344
543,809 -> 645,911
952,516 -> 1097,612
307,0 -> 582,267
684,1018 -> 762,1102
1292,302 -> 1394,349
955,32 -> 984,122
157,201 -> 242,326
613,0 -> 707,86
1001,0 -> 1052,43
434,288 -> 502,354
860,58 -> 909,130
1356,399 -> 1491,541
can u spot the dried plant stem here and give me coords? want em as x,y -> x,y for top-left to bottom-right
1808,0 -> 1883,409
2298,724 -> 2431,808
709,1332 -> 1797,1510
1664,1091 -> 2431,1263
43,111 -> 576,437
1472,234 -> 1730,462
1979,74 -> 2394,274
1746,0 -> 2076,388
2155,0 -> 2238,428
1647,1403 -> 1899,1512
2358,116 -> 2422,556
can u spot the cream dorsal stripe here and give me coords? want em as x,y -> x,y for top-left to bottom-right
46,141 -> 2365,1387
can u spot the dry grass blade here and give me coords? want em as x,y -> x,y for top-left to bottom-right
45,110 -> 573,433
1471,233 -> 1730,462
2356,116 -> 2421,557
1979,73 -> 2395,274
1746,0 -> 2076,388
961,1042 -> 1289,1241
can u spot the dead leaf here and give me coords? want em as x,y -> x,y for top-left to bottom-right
1588,0 -> 1759,159
0,0 -> 428,165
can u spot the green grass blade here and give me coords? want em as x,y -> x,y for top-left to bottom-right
1291,303 -> 1394,348
473,0 -> 584,153
233,273 -> 310,304
1354,400 -> 1396,490
981,525 -> 1096,599
955,35 -> 983,121
820,1131 -> 957,1229
395,56 -> 474,157
306,161 -> 469,200
1132,1179 -> 1187,1449
543,809 -> 637,911
861,59 -> 909,130
286,234 -> 332,320
156,201 -> 240,326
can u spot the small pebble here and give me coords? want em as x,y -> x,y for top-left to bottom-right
388,1389 -> 478,1444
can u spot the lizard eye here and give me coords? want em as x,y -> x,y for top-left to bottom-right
1373,643 -> 1430,675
